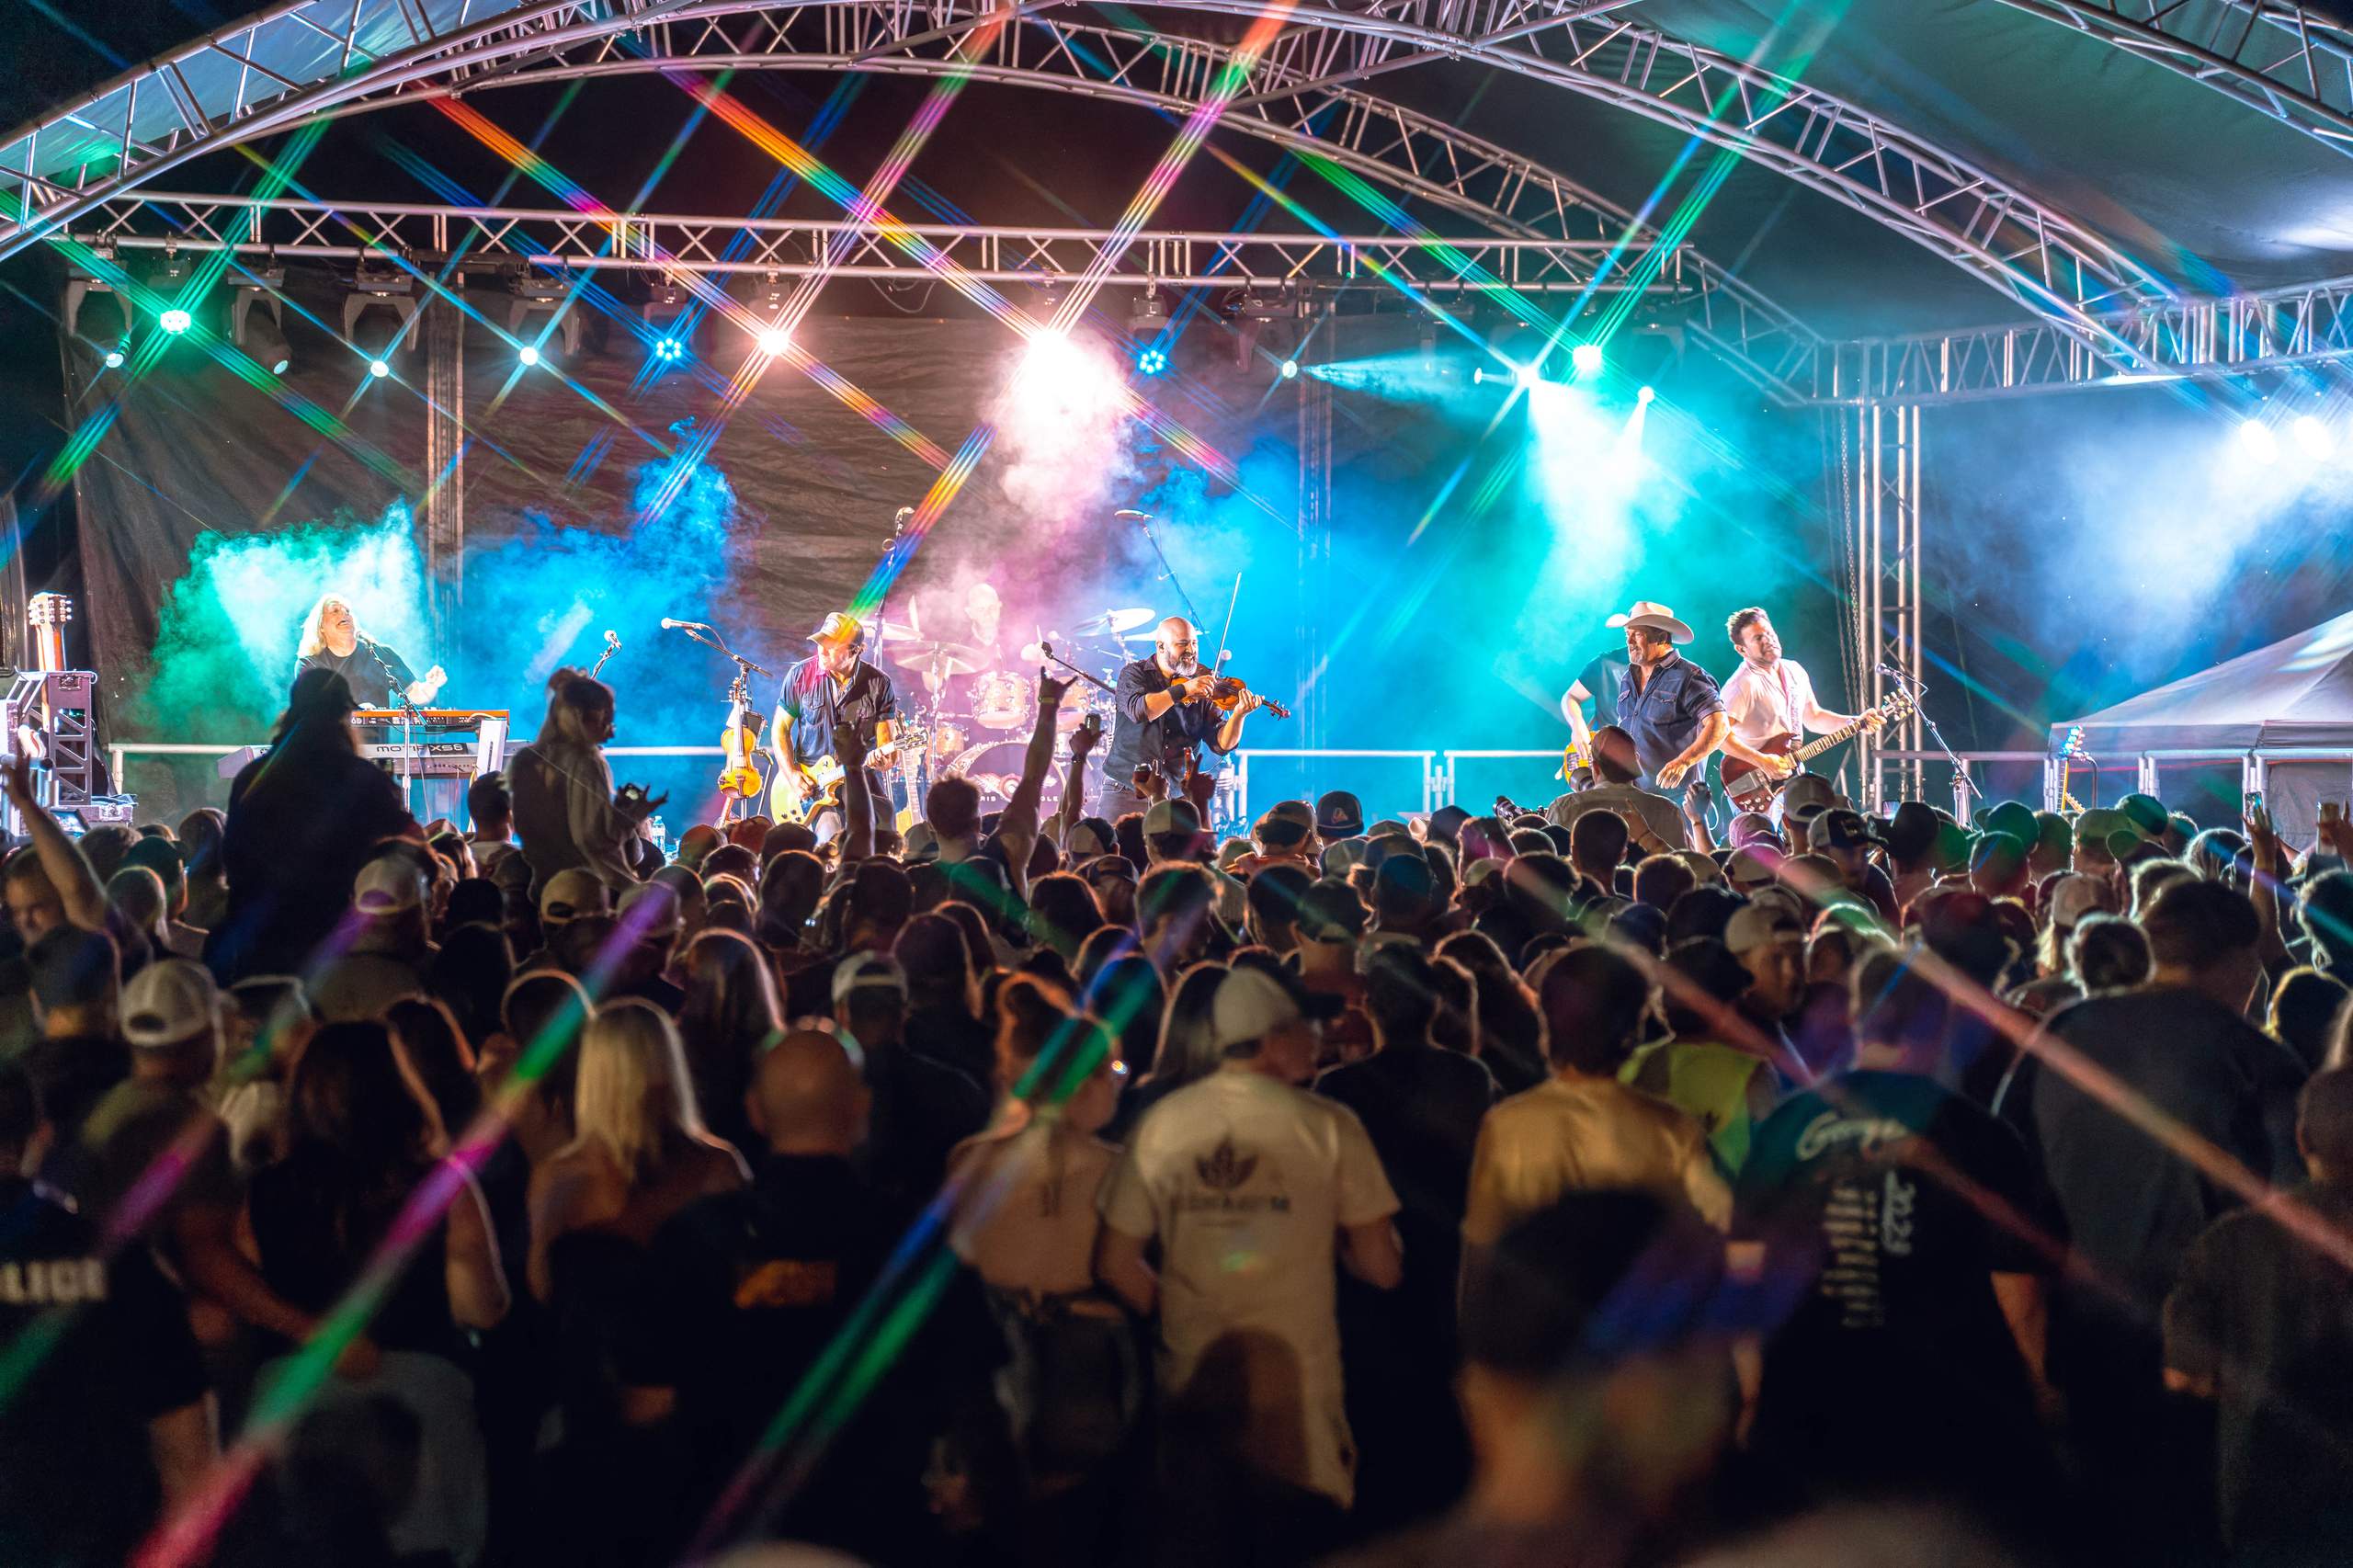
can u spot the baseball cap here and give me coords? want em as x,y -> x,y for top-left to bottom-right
832,952 -> 909,1006
1978,800 -> 2039,850
1369,819 -> 1414,841
1725,844 -> 1785,890
122,959 -> 222,1050
1783,799 -> 1830,837
1211,965 -> 1342,1050
353,855 -> 425,915
808,611 -> 865,646
1779,774 -> 1837,814
1884,800 -> 1938,862
1296,876 -> 1369,941
904,821 -> 940,861
1215,838 -> 1253,872
1319,837 -> 1369,878
539,867 -> 611,925
1142,799 -> 1201,839
1315,790 -> 1364,839
1255,799 -> 1316,847
1066,818 -> 1115,859
1427,804 -> 1471,842
2044,871 -> 2112,932
1808,809 -> 1879,853
2117,792 -> 2170,840
1727,812 -> 1782,850
1081,852 -> 1139,883
1722,902 -> 1803,956
1969,830 -> 2027,879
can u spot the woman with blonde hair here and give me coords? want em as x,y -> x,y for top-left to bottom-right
293,591 -> 444,709
525,998 -> 745,1301
506,665 -> 661,890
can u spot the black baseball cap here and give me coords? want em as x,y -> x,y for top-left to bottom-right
1315,790 -> 1365,838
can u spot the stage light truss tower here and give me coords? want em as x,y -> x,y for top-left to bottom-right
1,669 -> 98,837
1847,404 -> 1926,814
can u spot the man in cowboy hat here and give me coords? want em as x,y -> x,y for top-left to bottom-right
1605,600 -> 1729,792
772,611 -> 899,840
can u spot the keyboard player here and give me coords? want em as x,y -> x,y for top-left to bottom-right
294,592 -> 446,710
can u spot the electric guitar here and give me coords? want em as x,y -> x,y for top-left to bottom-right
2056,724 -> 2086,816
770,756 -> 848,824
1720,692 -> 1916,812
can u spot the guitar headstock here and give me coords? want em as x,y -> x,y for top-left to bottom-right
2060,724 -> 2085,760
26,594 -> 72,627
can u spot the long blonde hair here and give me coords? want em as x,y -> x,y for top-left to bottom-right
567,998 -> 708,1186
296,593 -> 359,661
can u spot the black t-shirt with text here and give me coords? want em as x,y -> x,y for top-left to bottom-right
0,1179 -> 208,1566
1736,1070 -> 2052,1468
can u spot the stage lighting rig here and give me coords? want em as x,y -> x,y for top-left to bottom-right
63,243 -> 131,363
1129,287 -> 1169,333
505,266 -> 583,358
148,250 -> 197,337
640,273 -> 694,368
1136,345 -> 1169,376
232,262 -> 291,373
1571,341 -> 1604,376
343,255 -> 418,363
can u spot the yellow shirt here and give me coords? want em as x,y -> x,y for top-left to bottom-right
1462,1073 -> 1733,1246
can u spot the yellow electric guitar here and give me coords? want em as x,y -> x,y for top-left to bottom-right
770,756 -> 848,824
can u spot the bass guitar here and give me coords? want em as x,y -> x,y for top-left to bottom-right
1720,692 -> 1916,812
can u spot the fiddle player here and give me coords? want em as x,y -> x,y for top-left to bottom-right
771,611 -> 898,841
1097,616 -> 1262,820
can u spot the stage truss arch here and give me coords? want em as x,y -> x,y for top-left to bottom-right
1,0 -> 2172,366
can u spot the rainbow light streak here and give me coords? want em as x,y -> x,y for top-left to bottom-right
426,97 -> 958,519
689,928 -> 1157,1554
669,72 -> 1254,501
1045,0 -> 1299,338
135,927 -> 632,1568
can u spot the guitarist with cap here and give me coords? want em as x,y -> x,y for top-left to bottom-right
771,611 -> 899,839
1717,608 -> 1884,812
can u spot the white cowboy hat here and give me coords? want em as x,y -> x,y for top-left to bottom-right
1605,600 -> 1694,645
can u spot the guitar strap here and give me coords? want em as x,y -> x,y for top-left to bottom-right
1775,662 -> 1795,733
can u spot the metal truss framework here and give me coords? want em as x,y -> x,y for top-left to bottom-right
0,0 -> 2184,381
1842,403 -> 1926,813
1828,268 -> 2353,403
75,192 -> 1709,297
1992,0 -> 2353,153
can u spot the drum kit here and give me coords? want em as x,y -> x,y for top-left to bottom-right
874,606 -> 1152,811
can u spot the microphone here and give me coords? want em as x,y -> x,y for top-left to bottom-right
603,630 -> 620,649
659,618 -> 709,631
894,506 -> 915,523
1115,509 -> 1152,521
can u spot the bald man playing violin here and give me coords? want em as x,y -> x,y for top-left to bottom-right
1097,616 -> 1265,822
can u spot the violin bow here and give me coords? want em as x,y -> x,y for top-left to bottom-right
1210,572 -> 1242,674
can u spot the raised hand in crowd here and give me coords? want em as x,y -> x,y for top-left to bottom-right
1070,710 -> 1103,757
1133,762 -> 1166,803
614,781 -> 669,822
1038,668 -> 1074,712
2320,800 -> 2353,861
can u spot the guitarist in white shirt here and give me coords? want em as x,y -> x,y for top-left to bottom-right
1718,608 -> 1881,807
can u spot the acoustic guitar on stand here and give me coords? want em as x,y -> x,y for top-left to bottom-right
1719,692 -> 1917,813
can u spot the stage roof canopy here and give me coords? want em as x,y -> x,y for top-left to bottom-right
2052,608 -> 2353,756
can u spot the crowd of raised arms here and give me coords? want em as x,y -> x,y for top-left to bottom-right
5,629 -> 2353,1568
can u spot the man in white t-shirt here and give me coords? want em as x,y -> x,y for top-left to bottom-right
1718,607 -> 1879,794
1097,966 -> 1403,1535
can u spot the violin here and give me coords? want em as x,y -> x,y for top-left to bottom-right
1188,672 -> 1290,719
716,676 -> 767,812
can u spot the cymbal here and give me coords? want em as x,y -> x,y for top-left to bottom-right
1018,640 -> 1052,664
1074,607 -> 1153,636
870,619 -> 920,642
895,639 -> 983,676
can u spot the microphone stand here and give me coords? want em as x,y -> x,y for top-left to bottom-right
1129,511 -> 1205,632
369,639 -> 425,816
1881,663 -> 1977,816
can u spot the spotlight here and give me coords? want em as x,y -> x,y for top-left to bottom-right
1637,385 -> 1656,405
368,358 -> 391,379
102,347 -> 126,369
1571,341 -> 1604,376
1279,358 -> 1299,381
2238,419 -> 2279,461
1514,363 -> 1540,392
2291,413 -> 2335,459
517,344 -> 541,368
1136,345 -> 1169,376
653,338 -> 685,363
1129,287 -> 1169,333
158,307 -> 192,335
755,326 -> 792,358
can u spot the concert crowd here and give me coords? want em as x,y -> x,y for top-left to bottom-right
3,629 -> 2352,1568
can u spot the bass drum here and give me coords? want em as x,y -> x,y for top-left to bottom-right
945,739 -> 1063,815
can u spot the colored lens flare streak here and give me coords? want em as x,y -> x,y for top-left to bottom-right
668,70 -> 1255,506
426,97 -> 954,518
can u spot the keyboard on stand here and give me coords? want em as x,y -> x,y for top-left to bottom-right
351,709 -> 511,782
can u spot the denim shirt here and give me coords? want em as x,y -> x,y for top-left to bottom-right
1616,652 -> 1724,781
776,654 -> 897,767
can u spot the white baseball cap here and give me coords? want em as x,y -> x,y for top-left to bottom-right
1211,966 -> 1341,1050
353,855 -> 425,915
122,959 -> 222,1050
